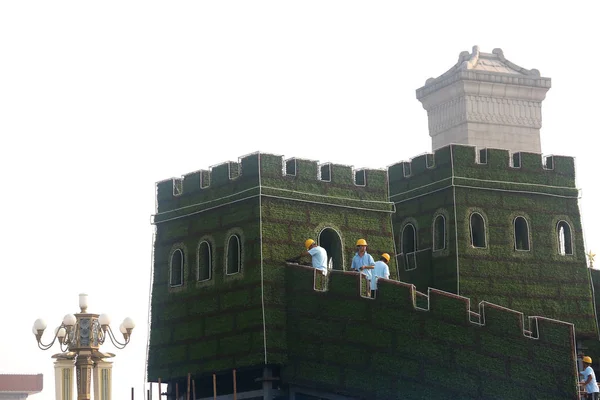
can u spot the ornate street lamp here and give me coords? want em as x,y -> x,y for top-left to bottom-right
32,293 -> 135,400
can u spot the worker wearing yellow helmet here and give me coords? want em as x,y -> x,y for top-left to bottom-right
351,238 -> 375,283
370,253 -> 391,297
580,355 -> 599,398
301,239 -> 328,276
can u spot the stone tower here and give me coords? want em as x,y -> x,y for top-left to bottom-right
416,46 -> 551,153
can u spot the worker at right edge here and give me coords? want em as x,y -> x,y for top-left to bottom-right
580,356 -> 599,399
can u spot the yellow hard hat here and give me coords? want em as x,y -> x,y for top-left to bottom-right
381,253 -> 390,262
583,356 -> 593,364
356,239 -> 368,246
305,239 -> 315,250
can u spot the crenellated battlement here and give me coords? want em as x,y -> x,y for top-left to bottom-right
279,264 -> 577,397
289,265 -> 574,345
154,152 -> 391,217
388,144 -> 577,201
156,155 -> 256,201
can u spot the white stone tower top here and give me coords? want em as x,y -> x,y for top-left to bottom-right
416,46 -> 551,153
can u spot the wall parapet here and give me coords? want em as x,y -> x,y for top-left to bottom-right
286,264 -> 575,343
154,152 -> 391,216
283,264 -> 577,399
388,144 -> 577,201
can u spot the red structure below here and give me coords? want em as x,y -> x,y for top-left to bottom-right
0,374 -> 43,397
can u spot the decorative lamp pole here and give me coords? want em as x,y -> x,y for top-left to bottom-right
32,293 -> 135,400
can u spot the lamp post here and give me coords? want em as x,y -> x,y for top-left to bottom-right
32,293 -> 135,400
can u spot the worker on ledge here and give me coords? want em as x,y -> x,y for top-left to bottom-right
370,253 -> 391,297
351,238 -> 375,295
301,239 -> 328,276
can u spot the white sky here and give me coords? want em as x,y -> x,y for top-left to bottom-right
1,1 -> 599,399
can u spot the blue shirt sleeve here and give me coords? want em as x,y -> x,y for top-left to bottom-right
351,255 -> 359,270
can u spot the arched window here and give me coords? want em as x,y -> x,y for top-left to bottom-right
470,213 -> 486,248
557,221 -> 573,255
514,217 -> 530,251
401,224 -> 417,270
318,228 -> 343,271
170,249 -> 184,287
402,224 -> 416,254
433,215 -> 446,251
197,241 -> 212,281
226,235 -> 241,275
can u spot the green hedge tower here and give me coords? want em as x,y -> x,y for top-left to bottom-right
148,152 -> 397,397
389,145 -> 598,339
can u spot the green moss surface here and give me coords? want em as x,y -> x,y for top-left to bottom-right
283,266 -> 578,399
453,187 -> 596,337
148,147 -> 588,399
390,144 -> 596,339
149,152 -> 397,383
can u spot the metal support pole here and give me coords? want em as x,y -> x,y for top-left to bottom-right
213,374 -> 217,400
233,369 -> 237,400
262,367 -> 272,400
187,373 -> 191,400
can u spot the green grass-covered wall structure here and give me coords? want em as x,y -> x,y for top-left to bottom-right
148,148 -> 591,399
149,152 -> 397,383
285,265 -> 578,399
389,144 -> 598,339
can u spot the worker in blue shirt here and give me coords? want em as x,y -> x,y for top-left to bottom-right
351,239 -> 375,293
302,239 -> 328,276
370,253 -> 391,297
